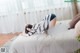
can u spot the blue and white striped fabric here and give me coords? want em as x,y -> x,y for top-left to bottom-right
28,14 -> 56,36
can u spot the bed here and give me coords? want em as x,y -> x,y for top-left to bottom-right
9,20 -> 80,53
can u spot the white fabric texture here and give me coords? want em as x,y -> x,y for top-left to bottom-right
9,20 -> 80,53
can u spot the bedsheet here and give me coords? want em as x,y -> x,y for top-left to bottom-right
9,20 -> 80,53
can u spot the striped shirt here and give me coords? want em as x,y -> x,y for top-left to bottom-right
28,14 -> 56,36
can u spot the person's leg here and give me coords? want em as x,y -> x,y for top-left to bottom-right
49,18 -> 56,28
69,13 -> 80,29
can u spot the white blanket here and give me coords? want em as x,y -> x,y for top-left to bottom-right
9,20 -> 80,53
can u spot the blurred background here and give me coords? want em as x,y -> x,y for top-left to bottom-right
0,0 -> 79,34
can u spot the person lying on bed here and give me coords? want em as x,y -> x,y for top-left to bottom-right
25,14 -> 56,36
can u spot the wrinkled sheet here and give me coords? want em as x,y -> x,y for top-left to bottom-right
9,20 -> 80,53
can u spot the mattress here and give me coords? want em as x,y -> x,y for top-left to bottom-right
9,20 -> 80,53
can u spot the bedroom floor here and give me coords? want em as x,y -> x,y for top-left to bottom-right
0,32 -> 21,47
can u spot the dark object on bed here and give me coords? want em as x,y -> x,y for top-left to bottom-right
50,14 -> 56,21
25,24 -> 33,34
69,13 -> 80,29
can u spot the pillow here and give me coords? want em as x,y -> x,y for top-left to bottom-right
69,13 -> 80,29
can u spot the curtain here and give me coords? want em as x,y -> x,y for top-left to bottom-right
0,0 -> 74,33
22,0 -> 70,11
22,0 -> 73,22
0,0 -> 26,33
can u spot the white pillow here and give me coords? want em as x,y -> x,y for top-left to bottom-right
75,20 -> 80,35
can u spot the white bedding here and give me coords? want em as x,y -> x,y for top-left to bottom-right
9,20 -> 80,53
